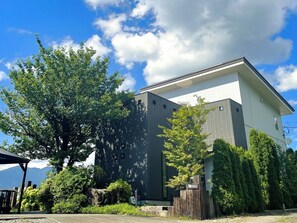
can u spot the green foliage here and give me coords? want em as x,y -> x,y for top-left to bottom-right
229,147 -> 245,213
38,175 -> 54,212
52,194 -> 87,214
51,166 -> 94,204
81,203 -> 148,216
249,129 -> 283,209
0,36 -> 134,172
212,139 -> 238,214
159,97 -> 212,189
285,148 -> 297,206
21,186 -> 40,211
212,139 -> 263,215
37,166 -> 95,213
106,179 -> 132,203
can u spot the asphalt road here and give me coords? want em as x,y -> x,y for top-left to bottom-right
1,212 -> 297,223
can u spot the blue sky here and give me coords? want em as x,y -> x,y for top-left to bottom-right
0,0 -> 297,157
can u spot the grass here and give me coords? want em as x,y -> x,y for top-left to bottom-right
81,203 -> 151,216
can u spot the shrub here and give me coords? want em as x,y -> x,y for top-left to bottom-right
212,139 -> 264,214
21,186 -> 40,211
81,203 -> 148,216
212,139 -> 237,215
106,179 -> 132,203
52,194 -> 87,214
51,166 -> 95,203
38,174 -> 54,212
38,166 -> 95,213
250,129 -> 283,209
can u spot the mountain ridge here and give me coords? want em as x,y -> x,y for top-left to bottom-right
0,166 -> 51,189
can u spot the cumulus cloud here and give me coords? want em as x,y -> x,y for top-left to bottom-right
117,73 -> 136,91
94,14 -> 127,37
270,65 -> 297,92
0,71 -> 8,81
84,0 -> 121,9
131,1 -> 151,18
52,35 -> 110,59
112,32 -> 159,69
288,100 -> 297,106
105,0 -> 296,85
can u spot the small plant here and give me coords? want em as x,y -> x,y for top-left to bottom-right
106,179 -> 132,203
81,203 -> 149,216
21,186 -> 40,211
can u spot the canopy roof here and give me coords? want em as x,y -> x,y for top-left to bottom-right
0,149 -> 30,164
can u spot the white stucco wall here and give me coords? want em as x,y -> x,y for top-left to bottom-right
158,73 -> 242,105
238,75 -> 286,148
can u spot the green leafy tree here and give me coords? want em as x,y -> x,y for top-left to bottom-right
249,129 -> 283,209
211,139 -> 237,214
159,97 -> 212,189
0,37 -> 133,172
229,146 -> 245,213
286,148 -> 297,206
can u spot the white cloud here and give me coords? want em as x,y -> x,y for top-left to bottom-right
288,100 -> 297,106
109,0 -> 296,85
131,1 -> 151,18
85,35 -> 111,58
94,14 -> 127,37
117,73 -> 136,91
5,62 -> 13,70
112,32 -> 159,68
84,0 -> 121,9
0,71 -> 8,81
52,35 -> 110,59
7,27 -> 33,35
0,164 -> 18,171
28,160 -> 49,169
0,159 -> 49,171
272,65 -> 297,92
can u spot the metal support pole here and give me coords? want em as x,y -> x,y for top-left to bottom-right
18,162 -> 28,214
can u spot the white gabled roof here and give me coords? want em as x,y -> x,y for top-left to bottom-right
141,57 -> 294,115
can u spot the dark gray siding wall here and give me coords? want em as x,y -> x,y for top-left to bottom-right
229,100 -> 248,148
146,93 -> 180,200
95,94 -> 247,201
95,95 -> 149,198
203,99 -> 247,149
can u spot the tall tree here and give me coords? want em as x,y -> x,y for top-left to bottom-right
249,129 -> 283,209
0,37 -> 133,172
159,97 -> 212,189
212,139 -> 237,215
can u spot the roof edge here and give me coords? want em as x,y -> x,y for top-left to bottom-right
141,57 -> 246,92
242,58 -> 294,113
140,57 -> 294,113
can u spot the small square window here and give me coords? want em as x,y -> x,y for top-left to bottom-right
219,106 -> 224,111
153,100 -> 156,105
236,108 -> 239,112
173,108 -> 177,112
163,104 -> 167,109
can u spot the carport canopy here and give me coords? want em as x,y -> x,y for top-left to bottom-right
0,149 -> 30,213
0,149 -> 30,164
